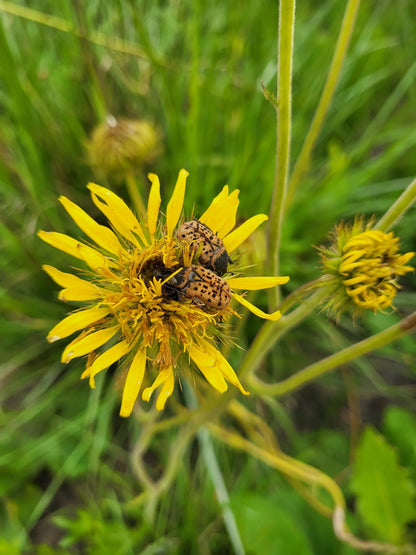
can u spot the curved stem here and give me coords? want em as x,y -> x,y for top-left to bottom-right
240,287 -> 328,380
374,175 -> 416,231
209,423 -> 345,510
286,0 -> 361,204
250,311 -> 416,397
268,0 -> 296,308
210,425 -> 402,553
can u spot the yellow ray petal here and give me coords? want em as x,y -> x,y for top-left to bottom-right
398,252 -> 414,265
147,173 -> 161,241
119,348 -> 147,417
42,265 -> 101,301
61,325 -> 118,363
42,265 -> 91,289
166,169 -> 189,236
58,287 -> 102,302
227,276 -> 290,290
142,366 -> 173,404
81,340 -> 130,388
188,343 -> 228,393
59,196 -> 123,255
199,339 -> 249,395
210,189 -> 240,237
199,185 -> 229,228
87,183 -> 148,247
38,231 -> 111,270
47,306 -> 110,342
156,367 -> 174,411
232,292 -> 282,321
223,214 -> 268,254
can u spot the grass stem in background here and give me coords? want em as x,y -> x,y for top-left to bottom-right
185,384 -> 245,555
286,0 -> 361,204
268,0 -> 296,308
126,172 -> 146,216
0,0 -> 156,62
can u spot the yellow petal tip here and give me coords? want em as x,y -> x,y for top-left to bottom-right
142,389 -> 152,402
268,311 -> 282,321
62,351 -> 73,363
47,335 -> 60,343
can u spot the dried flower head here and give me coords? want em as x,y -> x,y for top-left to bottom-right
39,170 -> 289,416
319,219 -> 414,315
86,116 -> 161,179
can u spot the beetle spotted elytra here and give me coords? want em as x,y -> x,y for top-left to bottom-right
166,265 -> 231,310
176,220 -> 231,276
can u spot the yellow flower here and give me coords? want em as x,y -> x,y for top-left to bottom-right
319,219 -> 414,314
39,170 -> 289,416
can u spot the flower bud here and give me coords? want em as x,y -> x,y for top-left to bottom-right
87,116 -> 161,180
319,219 -> 414,315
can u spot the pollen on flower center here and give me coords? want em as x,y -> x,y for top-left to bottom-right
100,236 -> 224,367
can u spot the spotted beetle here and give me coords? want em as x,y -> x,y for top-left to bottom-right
176,220 -> 231,276
166,265 -> 231,309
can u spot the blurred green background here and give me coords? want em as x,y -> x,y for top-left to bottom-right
1,1 -> 415,553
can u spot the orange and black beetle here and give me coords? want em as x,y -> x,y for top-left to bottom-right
176,220 -> 231,276
166,265 -> 231,309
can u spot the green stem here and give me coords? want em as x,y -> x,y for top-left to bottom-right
277,277 -> 327,314
268,0 -> 296,308
209,423 -> 346,511
185,384 -> 245,555
286,0 -> 361,204
374,175 -> 416,231
249,311 -> 416,397
240,287 -> 328,380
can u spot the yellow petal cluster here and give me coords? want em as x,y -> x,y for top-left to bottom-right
320,220 -> 414,314
39,170 -> 289,416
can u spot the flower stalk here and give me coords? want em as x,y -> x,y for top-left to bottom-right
268,0 -> 296,308
240,287 -> 328,381
375,175 -> 416,232
286,0 -> 361,204
249,311 -> 416,397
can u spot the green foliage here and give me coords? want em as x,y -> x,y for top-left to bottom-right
232,493 -> 313,554
350,427 -> 416,544
384,407 -> 416,478
231,486 -> 358,555
53,509 -> 151,554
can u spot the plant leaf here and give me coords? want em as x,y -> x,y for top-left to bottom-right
350,427 -> 416,543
